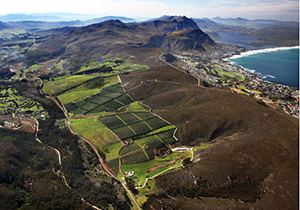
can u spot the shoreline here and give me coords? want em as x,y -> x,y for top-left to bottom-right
225,46 -> 300,60
223,46 -> 299,89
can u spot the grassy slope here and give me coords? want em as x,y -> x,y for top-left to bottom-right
58,75 -> 119,104
43,74 -> 99,95
70,117 -> 120,150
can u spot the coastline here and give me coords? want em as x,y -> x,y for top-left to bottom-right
223,46 -> 299,88
225,46 -> 300,60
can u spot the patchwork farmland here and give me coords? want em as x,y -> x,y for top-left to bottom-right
44,59 -> 192,198
64,83 -> 133,115
99,112 -> 177,164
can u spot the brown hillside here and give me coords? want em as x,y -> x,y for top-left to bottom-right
120,54 -> 299,209
25,18 -> 215,64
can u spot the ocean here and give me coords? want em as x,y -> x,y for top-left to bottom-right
228,47 -> 299,88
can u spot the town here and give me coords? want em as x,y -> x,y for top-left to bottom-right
178,52 -> 299,118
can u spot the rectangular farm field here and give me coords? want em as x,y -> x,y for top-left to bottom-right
112,126 -> 136,140
86,105 -> 106,114
133,112 -> 155,121
73,108 -> 88,115
98,89 -> 111,96
104,92 -> 123,99
135,136 -> 164,158
100,115 -> 126,130
106,83 -> 124,93
64,103 -> 79,112
122,149 -> 149,164
130,121 -> 152,135
156,129 -> 175,140
80,102 -> 99,111
143,140 -> 164,159
145,117 -> 169,130
119,143 -> 141,156
88,95 -> 112,105
75,100 -> 87,107
115,94 -> 133,105
102,100 -> 123,110
117,112 -> 140,125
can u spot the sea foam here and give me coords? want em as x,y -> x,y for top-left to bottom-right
226,46 -> 300,60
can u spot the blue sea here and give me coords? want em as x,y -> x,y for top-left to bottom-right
228,47 -> 299,88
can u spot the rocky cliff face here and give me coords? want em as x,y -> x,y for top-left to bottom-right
145,29 -> 216,52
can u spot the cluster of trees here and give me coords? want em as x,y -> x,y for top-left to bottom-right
125,177 -> 138,195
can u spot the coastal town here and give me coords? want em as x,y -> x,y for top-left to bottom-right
178,52 -> 299,118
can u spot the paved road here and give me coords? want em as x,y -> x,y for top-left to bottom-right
42,87 -> 141,210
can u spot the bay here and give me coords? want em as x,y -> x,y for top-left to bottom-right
217,31 -> 274,50
228,47 -> 299,88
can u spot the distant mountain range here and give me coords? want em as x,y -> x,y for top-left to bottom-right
211,16 -> 299,28
0,13 -> 61,22
25,16 -> 216,63
0,14 -> 136,29
1,14 -> 298,59
0,13 -> 107,22
1,13 -> 298,32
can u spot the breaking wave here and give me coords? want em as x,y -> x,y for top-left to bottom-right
262,75 -> 276,79
227,46 -> 300,59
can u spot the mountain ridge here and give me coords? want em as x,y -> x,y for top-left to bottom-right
140,15 -> 199,32
25,17 -> 216,63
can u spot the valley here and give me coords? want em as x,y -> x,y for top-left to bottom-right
0,15 -> 298,210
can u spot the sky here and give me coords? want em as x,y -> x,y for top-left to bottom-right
1,0 -> 299,21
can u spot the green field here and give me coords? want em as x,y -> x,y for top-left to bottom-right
57,76 -> 119,104
100,112 -> 170,140
70,117 -> 121,149
43,74 -> 99,95
119,150 -> 190,186
63,82 -> 133,115
200,64 -> 245,83
75,59 -> 148,75
99,111 -> 177,165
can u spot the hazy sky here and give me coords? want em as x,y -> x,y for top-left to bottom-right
1,0 -> 299,21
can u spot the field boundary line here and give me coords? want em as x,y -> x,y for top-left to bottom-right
136,142 -> 150,160
115,114 -> 137,135
127,125 -> 137,135
173,127 -> 179,141
152,112 -> 172,125
139,101 -> 152,112
114,99 -> 125,106
136,163 -> 183,189
120,147 -> 144,158
118,75 -> 135,101
154,135 -> 164,144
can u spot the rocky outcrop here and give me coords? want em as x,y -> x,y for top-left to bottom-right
140,16 -> 200,32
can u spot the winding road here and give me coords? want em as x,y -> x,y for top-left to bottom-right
36,78 -> 141,210
33,54 -> 196,210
